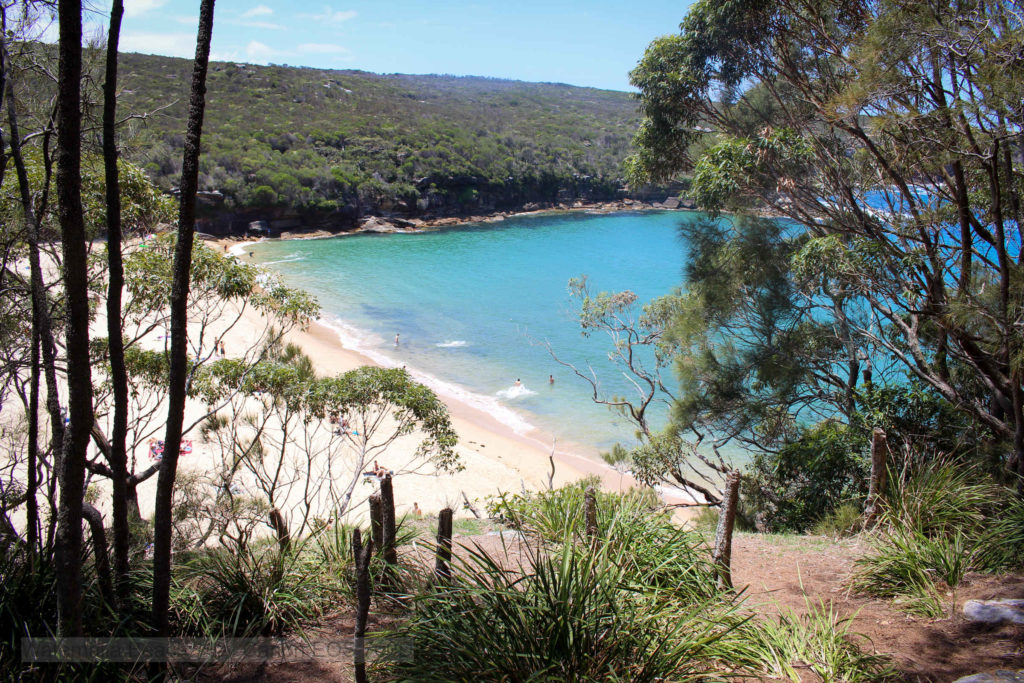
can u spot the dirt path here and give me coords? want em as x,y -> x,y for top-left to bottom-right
731,533 -> 1024,681
205,529 -> 1024,682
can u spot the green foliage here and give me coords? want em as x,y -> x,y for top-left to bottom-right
173,537 -> 344,637
388,539 -> 743,682
850,462 -> 1024,615
486,476 -> 659,544
101,52 -> 645,214
738,599 -> 898,682
742,422 -> 869,533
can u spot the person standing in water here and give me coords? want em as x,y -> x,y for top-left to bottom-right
394,333 -> 400,347
514,378 -> 522,387
549,374 -> 555,384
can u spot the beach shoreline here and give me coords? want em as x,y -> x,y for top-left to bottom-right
220,236 -> 701,519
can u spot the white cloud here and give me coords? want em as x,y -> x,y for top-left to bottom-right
246,40 -> 276,63
233,19 -> 284,30
120,31 -> 197,59
124,0 -> 168,18
299,6 -> 357,24
173,15 -> 198,27
297,43 -> 350,55
242,5 -> 274,18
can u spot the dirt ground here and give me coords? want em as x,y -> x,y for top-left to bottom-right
200,528 -> 1024,682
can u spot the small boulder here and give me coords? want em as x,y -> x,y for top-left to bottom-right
662,197 -> 680,209
954,671 -> 1024,683
963,599 -> 1024,624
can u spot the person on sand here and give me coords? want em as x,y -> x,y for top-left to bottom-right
220,340 -> 226,357
412,502 -> 423,519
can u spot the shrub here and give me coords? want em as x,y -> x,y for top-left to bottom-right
850,461 -> 1024,615
387,538 -> 745,682
741,421 -> 869,533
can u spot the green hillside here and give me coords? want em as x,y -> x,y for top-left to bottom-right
114,52 -> 642,223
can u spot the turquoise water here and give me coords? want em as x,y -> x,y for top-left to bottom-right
249,210 -> 700,456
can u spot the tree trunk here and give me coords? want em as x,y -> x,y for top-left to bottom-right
151,0 -> 216,638
378,473 -> 397,566
584,486 -> 598,539
434,507 -> 453,582
711,470 -> 740,590
352,528 -> 373,683
55,0 -> 93,637
82,504 -> 113,607
863,428 -> 888,525
102,0 -> 131,610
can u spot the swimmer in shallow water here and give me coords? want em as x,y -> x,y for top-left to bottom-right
514,378 -> 522,387
394,333 -> 400,347
549,374 -> 555,384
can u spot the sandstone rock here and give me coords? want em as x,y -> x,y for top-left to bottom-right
662,197 -> 680,209
964,599 -> 1024,624
954,671 -> 1024,683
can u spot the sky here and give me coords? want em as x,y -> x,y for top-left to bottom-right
77,0 -> 694,92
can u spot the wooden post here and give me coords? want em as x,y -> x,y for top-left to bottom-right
268,507 -> 290,553
584,486 -> 598,538
379,473 -> 398,566
711,470 -> 741,590
434,507 -> 453,582
352,528 -> 373,683
863,428 -> 888,526
368,494 -> 383,554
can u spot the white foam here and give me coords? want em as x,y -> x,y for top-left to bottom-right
497,384 -> 536,399
263,255 -> 306,265
318,315 -> 536,435
228,239 -> 263,257
436,340 -> 468,348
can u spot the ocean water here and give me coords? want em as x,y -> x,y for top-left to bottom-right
249,210 -> 702,457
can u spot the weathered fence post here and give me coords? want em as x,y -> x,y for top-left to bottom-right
379,473 -> 398,566
584,486 -> 598,539
352,528 -> 374,683
434,507 -> 453,582
369,494 -> 384,554
863,428 -> 889,527
268,507 -> 290,553
712,470 -> 741,590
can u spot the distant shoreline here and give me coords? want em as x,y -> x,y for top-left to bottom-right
203,198 -> 697,244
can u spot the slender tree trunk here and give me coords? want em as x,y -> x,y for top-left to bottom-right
55,0 -> 93,637
864,428 -> 888,525
711,470 -> 740,590
82,504 -> 113,607
434,507 -> 452,582
27,314 -> 40,555
584,486 -> 598,539
352,528 -> 373,683
4,51 -> 66,476
152,0 -> 216,637
102,0 -> 131,608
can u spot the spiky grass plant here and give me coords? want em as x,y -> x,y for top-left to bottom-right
174,536 -> 344,636
739,599 -> 897,682
387,539 -> 745,682
851,461 -> 1024,615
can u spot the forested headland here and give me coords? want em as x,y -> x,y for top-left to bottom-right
110,52 -> 651,230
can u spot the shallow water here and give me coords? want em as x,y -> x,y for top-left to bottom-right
250,210 -> 704,455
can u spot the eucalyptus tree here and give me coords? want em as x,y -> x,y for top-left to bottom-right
628,0 -> 1024,485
